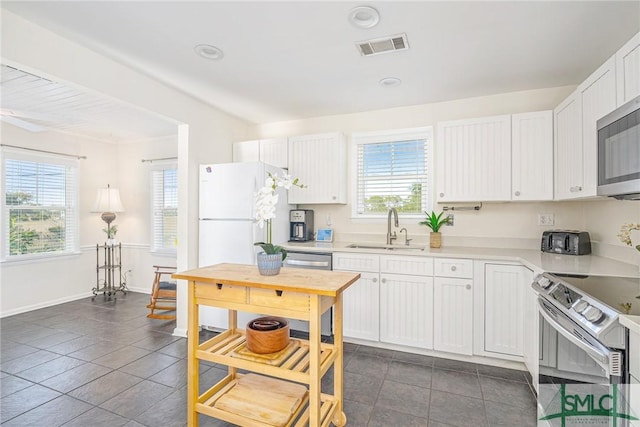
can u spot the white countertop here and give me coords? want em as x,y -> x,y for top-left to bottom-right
620,315 -> 640,335
281,241 -> 640,278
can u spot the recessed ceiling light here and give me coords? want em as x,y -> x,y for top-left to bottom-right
348,6 -> 380,29
194,44 -> 224,61
379,77 -> 401,87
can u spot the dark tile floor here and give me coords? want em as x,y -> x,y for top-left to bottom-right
1,292 -> 537,426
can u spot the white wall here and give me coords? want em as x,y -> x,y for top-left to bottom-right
1,124 -> 119,315
253,87 -> 640,265
1,11 -> 252,332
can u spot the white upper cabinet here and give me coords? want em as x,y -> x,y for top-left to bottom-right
233,140 -> 260,163
511,111 -> 554,201
288,132 -> 347,204
436,115 -> 512,202
554,57 -> 616,200
233,138 -> 288,169
259,138 -> 288,169
616,32 -> 640,106
579,57 -> 617,198
554,89 -> 584,200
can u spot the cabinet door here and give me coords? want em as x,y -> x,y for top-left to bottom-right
512,111 -> 553,201
233,140 -> 260,163
342,271 -> 380,342
433,277 -> 473,355
521,268 -> 538,392
288,132 -> 347,204
333,252 -> 379,273
436,115 -> 511,202
556,334 -> 607,378
616,32 -> 640,106
259,138 -> 288,169
630,374 -> 640,425
484,264 -> 525,356
554,90 -> 583,200
380,273 -> 433,349
579,56 -> 617,197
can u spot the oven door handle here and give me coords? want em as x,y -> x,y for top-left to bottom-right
537,298 -> 611,371
284,259 -> 330,268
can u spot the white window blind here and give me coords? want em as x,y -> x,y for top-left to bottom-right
2,149 -> 79,260
353,127 -> 432,217
151,162 -> 177,253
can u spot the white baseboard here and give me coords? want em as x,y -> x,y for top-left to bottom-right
173,327 -> 187,338
1,291 -> 93,318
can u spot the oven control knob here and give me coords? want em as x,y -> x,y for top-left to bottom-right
537,277 -> 553,289
573,300 -> 589,314
583,306 -> 604,323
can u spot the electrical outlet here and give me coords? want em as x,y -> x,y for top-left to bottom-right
446,213 -> 454,226
538,213 -> 555,226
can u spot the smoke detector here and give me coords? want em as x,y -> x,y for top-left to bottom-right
356,34 -> 409,57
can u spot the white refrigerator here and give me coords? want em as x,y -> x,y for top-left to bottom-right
198,162 -> 291,329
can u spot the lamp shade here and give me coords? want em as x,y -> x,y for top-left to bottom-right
91,185 -> 124,213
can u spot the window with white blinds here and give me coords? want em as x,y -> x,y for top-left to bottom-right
150,162 -> 178,253
1,149 -> 79,260
352,127 -> 432,217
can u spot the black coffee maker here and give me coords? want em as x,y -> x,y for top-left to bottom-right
289,210 -> 314,242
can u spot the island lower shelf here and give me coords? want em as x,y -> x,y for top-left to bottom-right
198,329 -> 337,385
198,373 -> 340,427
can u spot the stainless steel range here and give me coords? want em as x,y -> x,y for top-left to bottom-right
532,273 -> 640,384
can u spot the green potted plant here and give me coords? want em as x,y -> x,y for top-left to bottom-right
103,224 -> 118,246
419,211 -> 449,248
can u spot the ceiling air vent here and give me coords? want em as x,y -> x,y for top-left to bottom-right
356,33 -> 409,57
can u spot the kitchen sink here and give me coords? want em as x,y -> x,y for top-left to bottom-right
346,244 -> 425,251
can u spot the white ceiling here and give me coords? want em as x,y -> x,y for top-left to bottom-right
2,1 -> 640,126
1,65 -> 178,142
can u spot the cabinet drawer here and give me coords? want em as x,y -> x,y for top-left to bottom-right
380,255 -> 433,276
249,288 -> 310,313
333,252 -> 379,272
434,258 -> 473,278
194,282 -> 247,303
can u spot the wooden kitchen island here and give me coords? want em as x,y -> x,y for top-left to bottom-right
173,263 -> 360,427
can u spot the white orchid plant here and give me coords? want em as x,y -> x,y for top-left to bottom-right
254,172 -> 304,260
618,223 -> 640,253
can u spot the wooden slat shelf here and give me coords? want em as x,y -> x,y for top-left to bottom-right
196,374 -> 339,427
197,329 -> 336,385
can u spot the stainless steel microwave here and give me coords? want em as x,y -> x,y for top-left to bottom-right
596,95 -> 640,200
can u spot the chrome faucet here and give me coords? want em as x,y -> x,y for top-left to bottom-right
386,207 -> 399,245
399,227 -> 412,245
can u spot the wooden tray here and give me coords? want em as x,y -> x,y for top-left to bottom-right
214,374 -> 307,427
230,339 -> 301,365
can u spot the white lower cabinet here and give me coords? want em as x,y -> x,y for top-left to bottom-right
342,271 -> 380,341
483,264 -> 526,356
433,276 -> 473,355
380,273 -> 433,349
627,328 -> 639,422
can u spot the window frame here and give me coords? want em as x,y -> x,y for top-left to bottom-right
1,147 -> 80,262
351,126 -> 433,219
149,160 -> 178,255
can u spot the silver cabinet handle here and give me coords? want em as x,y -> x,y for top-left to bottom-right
439,192 -> 444,197
466,284 -> 471,290
381,278 -> 387,284
576,186 -> 582,192
372,278 -> 378,283
514,191 -> 521,196
451,265 -> 457,271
